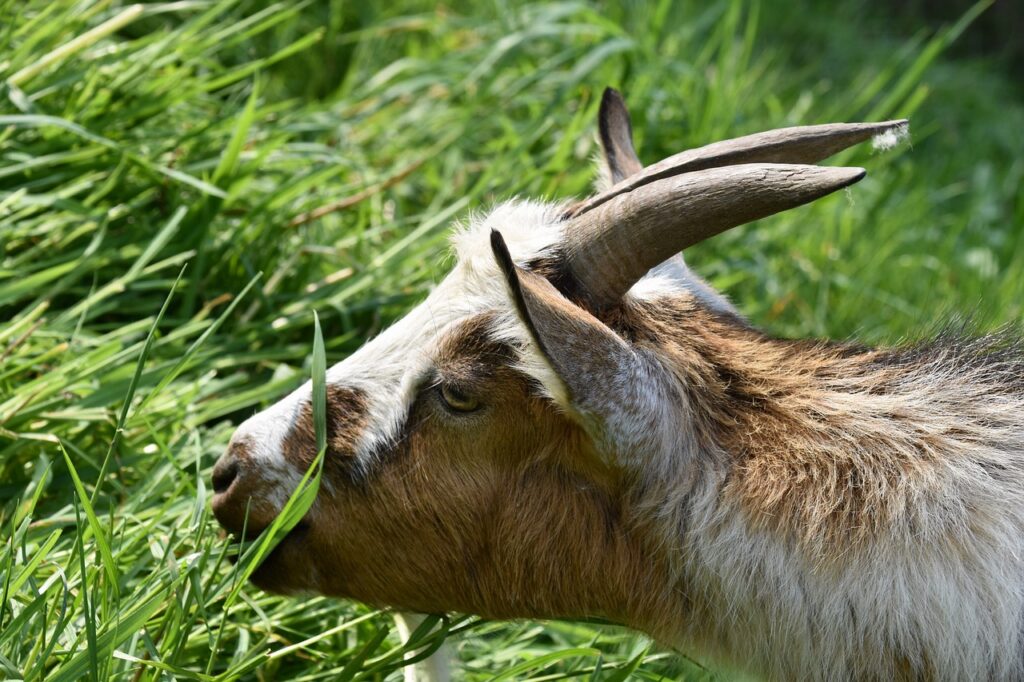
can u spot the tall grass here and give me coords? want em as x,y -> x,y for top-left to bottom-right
0,0 -> 1020,679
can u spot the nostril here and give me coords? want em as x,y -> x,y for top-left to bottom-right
212,457 -> 239,494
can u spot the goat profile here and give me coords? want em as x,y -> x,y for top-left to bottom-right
211,88 -> 1024,681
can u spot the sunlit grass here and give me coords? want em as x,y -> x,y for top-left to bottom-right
1,0 -> 1021,679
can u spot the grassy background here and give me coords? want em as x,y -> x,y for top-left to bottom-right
1,0 -> 1021,679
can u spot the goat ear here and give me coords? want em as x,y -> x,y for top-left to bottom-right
491,230 -> 665,460
598,87 -> 644,185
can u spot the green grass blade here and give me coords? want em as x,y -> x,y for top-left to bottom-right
60,443 -> 118,588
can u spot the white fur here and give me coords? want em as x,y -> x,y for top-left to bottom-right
639,333 -> 1024,680
232,198 -> 733,536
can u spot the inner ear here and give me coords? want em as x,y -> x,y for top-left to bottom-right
489,231 -> 631,399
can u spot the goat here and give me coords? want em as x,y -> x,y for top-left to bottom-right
211,88 -> 1024,680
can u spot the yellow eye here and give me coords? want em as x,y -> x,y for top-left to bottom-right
440,384 -> 480,413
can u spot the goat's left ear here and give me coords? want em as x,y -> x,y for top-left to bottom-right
491,230 -> 670,461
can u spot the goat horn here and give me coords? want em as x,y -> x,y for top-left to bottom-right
561,119 -> 907,308
562,163 -> 866,308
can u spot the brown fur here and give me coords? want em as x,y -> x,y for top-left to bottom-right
208,91 -> 1024,678
281,385 -> 369,477
617,294 -> 1011,563
239,289 -> 1014,628
215,270 -> 1024,680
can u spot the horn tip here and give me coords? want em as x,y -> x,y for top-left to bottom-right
849,118 -> 908,130
834,166 -> 867,188
870,119 -> 910,136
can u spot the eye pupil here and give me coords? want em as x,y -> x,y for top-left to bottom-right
441,385 -> 479,412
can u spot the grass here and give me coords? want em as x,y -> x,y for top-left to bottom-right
0,0 -> 1021,679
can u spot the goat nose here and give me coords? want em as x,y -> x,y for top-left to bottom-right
212,454 -> 239,493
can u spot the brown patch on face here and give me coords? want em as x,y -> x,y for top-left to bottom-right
250,313 -> 675,628
281,384 -> 369,480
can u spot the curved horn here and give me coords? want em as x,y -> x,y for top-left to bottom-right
561,117 -> 908,309
562,163 -> 866,308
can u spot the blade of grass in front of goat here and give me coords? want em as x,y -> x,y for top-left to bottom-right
212,312 -> 328,634
205,449 -> 325,673
205,314 -> 328,675
312,310 -> 327,453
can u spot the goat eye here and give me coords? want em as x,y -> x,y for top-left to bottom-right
439,384 -> 480,413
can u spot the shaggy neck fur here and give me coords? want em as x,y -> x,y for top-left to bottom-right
607,293 -> 1024,681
